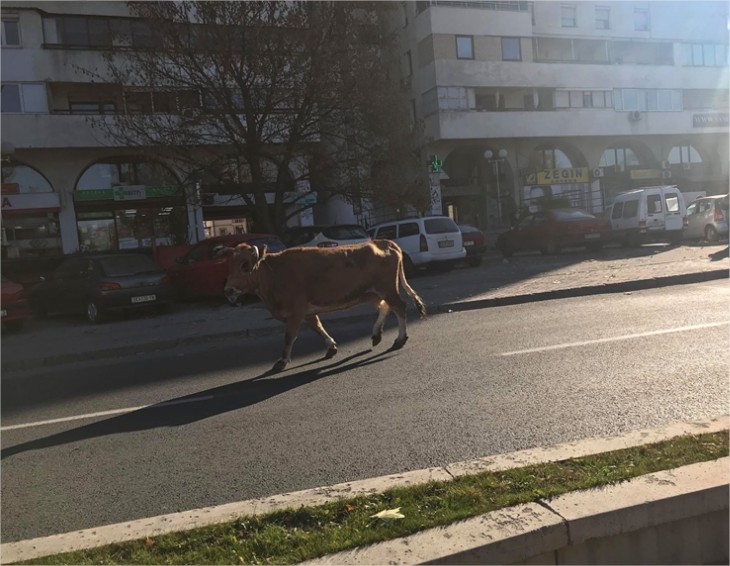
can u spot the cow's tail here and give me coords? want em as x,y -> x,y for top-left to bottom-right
398,254 -> 427,318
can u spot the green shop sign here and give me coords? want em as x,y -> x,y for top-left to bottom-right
74,186 -> 181,202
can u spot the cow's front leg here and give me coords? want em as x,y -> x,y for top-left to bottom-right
371,300 -> 390,347
306,315 -> 338,359
274,314 -> 304,372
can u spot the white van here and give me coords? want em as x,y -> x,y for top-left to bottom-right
609,185 -> 687,246
367,216 -> 466,273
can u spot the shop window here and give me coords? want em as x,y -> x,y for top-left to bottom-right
77,160 -> 178,190
668,144 -> 702,165
2,214 -> 61,258
599,147 -> 640,168
535,148 -> 572,170
1,163 -> 54,193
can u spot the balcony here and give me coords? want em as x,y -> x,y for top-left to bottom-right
425,108 -> 729,141
1,114 -> 117,149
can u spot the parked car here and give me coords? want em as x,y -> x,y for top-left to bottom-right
367,216 -> 466,273
1,275 -> 32,331
167,234 -> 286,299
496,208 -> 611,257
684,195 -> 729,242
609,185 -> 687,246
281,224 -> 371,248
458,224 -> 487,267
30,253 -> 174,323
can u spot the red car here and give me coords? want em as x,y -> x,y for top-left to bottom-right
459,224 -> 487,267
1,275 -> 32,331
496,208 -> 611,257
167,234 -> 286,299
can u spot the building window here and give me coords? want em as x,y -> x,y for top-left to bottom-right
69,101 -> 117,115
595,6 -> 610,29
438,86 -> 469,110
401,2 -> 409,27
599,147 -> 640,168
402,50 -> 413,77
668,144 -> 702,165
455,35 -> 474,59
1,18 -> 21,46
561,4 -> 576,27
634,6 -> 649,31
613,88 -> 681,111
1,84 -> 48,113
554,90 -> 612,109
681,43 -> 729,66
501,37 -> 521,61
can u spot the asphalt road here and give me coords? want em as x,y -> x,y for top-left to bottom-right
1,280 -> 728,542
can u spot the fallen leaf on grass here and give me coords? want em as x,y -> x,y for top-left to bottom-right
370,507 -> 405,520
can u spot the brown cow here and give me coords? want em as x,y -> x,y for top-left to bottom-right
222,239 -> 426,372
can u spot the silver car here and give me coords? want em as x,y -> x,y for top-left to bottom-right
685,195 -> 729,242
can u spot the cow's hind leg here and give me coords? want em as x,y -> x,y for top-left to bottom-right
274,314 -> 304,372
306,315 -> 338,359
371,300 -> 390,347
386,294 -> 409,350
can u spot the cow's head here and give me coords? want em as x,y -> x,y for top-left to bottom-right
222,243 -> 267,303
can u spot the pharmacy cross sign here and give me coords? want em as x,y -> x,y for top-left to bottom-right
428,154 -> 443,173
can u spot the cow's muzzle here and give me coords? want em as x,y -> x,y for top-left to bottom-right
224,286 -> 241,305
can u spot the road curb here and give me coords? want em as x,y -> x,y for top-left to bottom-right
1,416 -> 726,563
2,269 -> 727,373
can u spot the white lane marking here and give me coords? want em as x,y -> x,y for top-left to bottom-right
499,321 -> 729,357
0,395 -> 214,432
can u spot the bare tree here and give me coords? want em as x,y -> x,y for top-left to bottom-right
85,1 -> 429,234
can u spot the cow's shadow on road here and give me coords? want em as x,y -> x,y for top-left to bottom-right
1,348 -> 392,459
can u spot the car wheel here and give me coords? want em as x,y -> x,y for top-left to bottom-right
705,225 -> 718,243
86,300 -> 104,324
624,232 -> 640,248
467,256 -> 482,267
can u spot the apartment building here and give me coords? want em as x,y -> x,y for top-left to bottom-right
399,0 -> 729,229
0,1 -> 327,261
2,1 -> 728,260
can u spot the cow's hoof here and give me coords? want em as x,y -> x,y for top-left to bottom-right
391,336 -> 408,351
372,334 -> 382,347
272,359 -> 289,372
325,346 -> 338,359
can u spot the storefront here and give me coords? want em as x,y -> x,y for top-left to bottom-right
1,164 -> 62,258
73,160 -> 189,252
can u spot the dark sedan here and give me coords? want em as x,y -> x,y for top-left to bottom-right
30,253 -> 174,323
496,208 -> 611,257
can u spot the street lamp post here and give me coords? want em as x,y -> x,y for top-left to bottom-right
484,149 -> 508,224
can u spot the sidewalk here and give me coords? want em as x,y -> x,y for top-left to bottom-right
2,243 -> 727,373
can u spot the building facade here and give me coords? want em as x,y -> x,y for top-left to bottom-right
398,0 -> 729,230
2,0 -> 729,261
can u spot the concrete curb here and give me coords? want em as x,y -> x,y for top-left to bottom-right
305,458 -> 729,565
2,269 -> 727,374
1,416 -> 726,563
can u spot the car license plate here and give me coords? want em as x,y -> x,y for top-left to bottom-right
464,241 -> 474,246
438,240 -> 454,248
1,309 -> 6,317
584,233 -> 600,240
131,295 -> 156,304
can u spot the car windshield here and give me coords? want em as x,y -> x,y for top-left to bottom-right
551,209 -> 597,221
248,237 -> 286,252
424,218 -> 459,234
320,225 -> 369,240
99,255 -> 160,277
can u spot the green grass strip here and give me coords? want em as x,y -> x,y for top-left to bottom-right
17,430 -> 728,565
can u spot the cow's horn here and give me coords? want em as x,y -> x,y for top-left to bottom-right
251,245 -> 259,262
